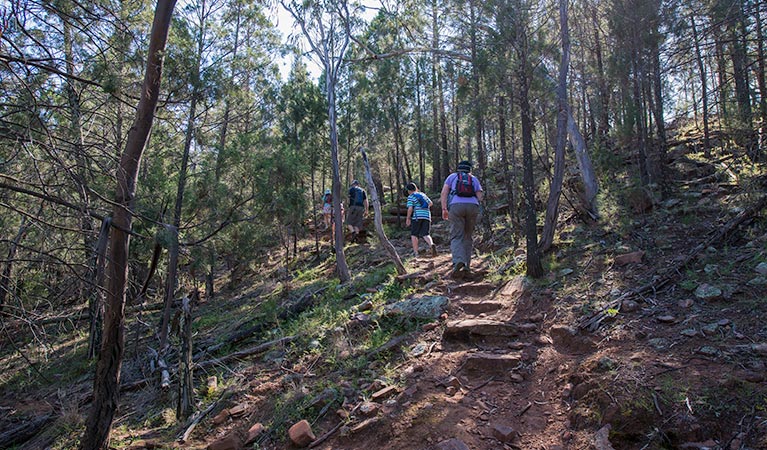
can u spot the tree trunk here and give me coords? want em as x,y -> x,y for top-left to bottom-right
87,218 -> 111,359
0,216 -> 30,314
80,1 -> 177,448
176,293 -> 195,420
691,15 -> 711,156
430,0 -> 442,192
160,76 -> 199,351
754,0 -> 766,161
539,0 -> 570,254
592,7 -> 609,139
498,95 -> 514,217
328,71 -> 351,283
518,43 -> 544,278
360,149 -> 406,275
415,62 -> 426,190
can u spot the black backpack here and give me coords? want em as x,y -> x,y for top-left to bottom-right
350,187 -> 364,206
454,173 -> 475,197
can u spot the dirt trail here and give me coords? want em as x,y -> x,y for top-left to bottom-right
307,242 -> 589,450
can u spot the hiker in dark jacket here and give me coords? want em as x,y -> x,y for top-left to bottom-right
405,182 -> 437,258
439,160 -> 483,278
346,179 -> 368,242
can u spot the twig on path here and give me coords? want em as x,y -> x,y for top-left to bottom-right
470,377 -> 495,390
308,421 -> 344,448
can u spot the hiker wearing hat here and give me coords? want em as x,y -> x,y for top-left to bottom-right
346,179 -> 368,242
405,182 -> 437,258
440,160 -> 484,278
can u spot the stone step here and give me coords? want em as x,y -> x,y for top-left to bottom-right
463,352 -> 522,374
459,301 -> 503,315
447,282 -> 497,296
443,319 -> 520,341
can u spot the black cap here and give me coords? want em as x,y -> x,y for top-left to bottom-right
457,160 -> 472,172
406,182 -> 417,191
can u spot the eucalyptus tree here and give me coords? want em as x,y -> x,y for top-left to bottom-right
82,1 -> 178,447
281,0 -> 367,282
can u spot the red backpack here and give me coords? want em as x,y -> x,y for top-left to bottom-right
454,173 -> 475,197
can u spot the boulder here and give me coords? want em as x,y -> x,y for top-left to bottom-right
384,296 -> 449,319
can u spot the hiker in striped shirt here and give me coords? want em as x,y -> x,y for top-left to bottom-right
405,182 -> 438,259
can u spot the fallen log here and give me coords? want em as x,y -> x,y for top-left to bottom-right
0,414 -> 53,449
196,335 -> 295,370
194,287 -> 327,360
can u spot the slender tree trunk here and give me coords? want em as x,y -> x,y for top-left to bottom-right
328,74 -> 351,282
540,0 -> 570,253
415,62 -> 426,190
160,8 -> 205,350
691,15 -> 711,156
469,0 -> 485,175
87,218 -> 111,359
361,149 -> 406,275
176,293 -> 194,420
0,216 -> 30,314
593,7 -> 609,138
715,32 -> 729,125
755,1 -> 766,160
499,95 -> 513,216
730,23 -> 752,129
651,41 -> 666,157
518,43 -> 544,278
632,40 -> 650,186
430,0 -> 442,192
81,1 -> 177,448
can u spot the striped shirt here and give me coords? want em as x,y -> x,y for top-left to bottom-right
407,192 -> 432,221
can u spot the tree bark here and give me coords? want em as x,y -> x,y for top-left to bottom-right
517,41 -> 544,278
87,218 -> 111,359
691,15 -> 711,156
177,293 -> 195,420
539,0 -> 571,254
498,95 -> 514,217
754,0 -> 766,160
80,1 -> 177,448
361,148 -> 406,275
0,216 -> 30,314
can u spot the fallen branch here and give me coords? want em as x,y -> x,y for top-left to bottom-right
308,421 -> 343,448
177,388 -> 233,443
196,335 -> 295,370
580,194 -> 767,331
194,287 -> 327,361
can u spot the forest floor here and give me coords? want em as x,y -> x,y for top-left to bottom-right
1,140 -> 767,450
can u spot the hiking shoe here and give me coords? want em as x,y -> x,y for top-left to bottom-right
452,262 -> 466,279
431,244 -> 438,257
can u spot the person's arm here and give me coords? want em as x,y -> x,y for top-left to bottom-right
406,205 -> 414,226
440,184 -> 451,220
476,190 -> 484,203
363,197 -> 369,216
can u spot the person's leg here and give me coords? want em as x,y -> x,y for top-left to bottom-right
448,206 -> 467,267
411,235 -> 419,255
462,205 -> 479,269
